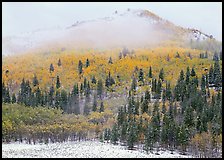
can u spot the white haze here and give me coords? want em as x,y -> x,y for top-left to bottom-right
3,10 -> 176,55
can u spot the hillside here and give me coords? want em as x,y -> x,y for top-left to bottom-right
2,8 -> 222,158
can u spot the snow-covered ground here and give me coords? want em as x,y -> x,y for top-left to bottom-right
2,140 -> 194,158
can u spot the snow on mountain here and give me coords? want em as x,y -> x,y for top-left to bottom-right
2,9 -> 214,56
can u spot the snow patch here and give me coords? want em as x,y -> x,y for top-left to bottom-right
2,141 -> 194,158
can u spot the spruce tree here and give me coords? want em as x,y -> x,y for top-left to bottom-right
178,124 -> 188,154
108,57 -> 113,64
92,94 -> 97,112
127,121 -> 136,150
4,88 -> 11,103
201,75 -> 206,95
131,77 -> 137,91
60,89 -> 68,112
151,101 -> 161,145
97,79 -> 103,97
91,76 -> 97,84
49,85 -> 55,107
49,63 -> 54,72
35,86 -> 42,105
78,60 -> 83,74
84,77 -> 87,89
144,123 -> 154,153
33,74 -> 39,87
138,68 -> 144,84
213,51 -> 219,61
190,67 -> 196,77
56,75 -> 61,89
185,66 -> 190,85
58,58 -> 62,66
165,82 -> 172,100
86,58 -> 90,67
11,93 -> 16,103
148,66 -> 152,78
159,68 -> 164,81
213,61 -> 221,87
55,90 -> 61,108
110,123 -> 119,145
99,101 -> 104,113
208,65 -> 214,84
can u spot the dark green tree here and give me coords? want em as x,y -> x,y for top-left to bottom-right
33,74 -> 39,87
144,123 -> 154,153
48,85 -> 55,107
127,120 -> 137,150
56,75 -> 61,89
148,66 -> 152,78
92,94 -> 97,112
213,51 -> 219,61
165,81 -> 172,100
11,93 -> 16,103
4,88 -> 11,103
159,68 -> 164,81
58,58 -> 62,67
49,63 -> 54,72
99,101 -> 104,113
78,60 -> 83,74
91,76 -> 97,84
208,65 -> 214,84
110,123 -> 119,145
138,68 -> 144,84
185,66 -> 190,85
108,57 -> 113,64
190,67 -> 196,77
213,61 -> 221,87
86,58 -> 90,67
60,89 -> 68,112
131,77 -> 137,91
97,79 -> 103,97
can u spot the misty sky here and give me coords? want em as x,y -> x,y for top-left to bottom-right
2,2 -> 222,41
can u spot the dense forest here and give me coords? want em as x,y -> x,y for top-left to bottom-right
2,46 -> 222,158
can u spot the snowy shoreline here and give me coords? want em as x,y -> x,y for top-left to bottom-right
2,140 -> 193,158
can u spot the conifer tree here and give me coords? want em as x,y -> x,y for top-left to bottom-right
159,68 -> 164,81
49,85 -> 55,107
91,76 -> 97,84
185,66 -> 190,85
60,89 -> 68,112
11,93 -> 16,103
201,75 -> 206,95
49,63 -> 54,72
4,88 -> 11,103
97,79 -> 103,97
56,75 -> 61,89
138,68 -> 144,84
108,57 -> 113,64
208,66 -> 214,86
99,101 -> 104,113
110,123 -> 119,145
131,77 -> 137,91
33,74 -> 39,87
144,123 -> 154,153
127,120 -> 137,150
92,94 -> 97,112
191,67 -> 196,77
148,66 -> 152,78
213,61 -> 221,87
86,58 -> 90,67
213,51 -> 219,61
78,60 -> 83,74
58,58 -> 62,67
